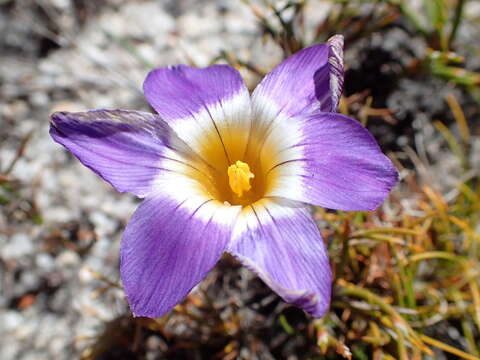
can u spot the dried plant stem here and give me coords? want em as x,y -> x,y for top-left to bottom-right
420,334 -> 480,360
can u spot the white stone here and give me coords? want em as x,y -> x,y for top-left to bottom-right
2,311 -> 23,332
36,253 -> 55,271
56,250 -> 81,267
1,233 -> 34,259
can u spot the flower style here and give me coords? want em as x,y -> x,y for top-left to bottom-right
50,35 -> 398,318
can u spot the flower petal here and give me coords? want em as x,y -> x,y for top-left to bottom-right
121,193 -> 241,318
252,35 -> 344,121
228,199 -> 332,317
325,35 -> 344,112
266,112 -> 398,211
143,65 -> 252,166
50,110 -> 199,198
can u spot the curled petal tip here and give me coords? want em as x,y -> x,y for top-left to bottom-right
49,111 -> 65,125
328,34 -> 344,46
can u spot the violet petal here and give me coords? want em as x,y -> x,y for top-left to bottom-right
228,199 -> 332,317
50,110 -> 194,198
252,37 -> 344,120
143,65 -> 252,163
267,112 -> 398,211
121,193 -> 240,318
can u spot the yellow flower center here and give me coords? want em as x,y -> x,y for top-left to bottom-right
181,115 -> 284,206
227,160 -> 255,198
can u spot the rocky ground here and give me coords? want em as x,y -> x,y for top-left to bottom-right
1,0 -> 479,359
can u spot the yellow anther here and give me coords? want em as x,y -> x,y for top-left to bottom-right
227,160 -> 254,198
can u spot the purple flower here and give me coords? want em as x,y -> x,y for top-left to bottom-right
49,35 -> 398,318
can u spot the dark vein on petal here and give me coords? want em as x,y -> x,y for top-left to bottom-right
265,158 -> 309,175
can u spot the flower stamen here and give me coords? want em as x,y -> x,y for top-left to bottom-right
227,160 -> 254,198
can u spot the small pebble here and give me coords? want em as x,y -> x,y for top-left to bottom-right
56,250 -> 81,267
2,311 -> 23,332
36,253 -> 55,271
1,233 -> 33,259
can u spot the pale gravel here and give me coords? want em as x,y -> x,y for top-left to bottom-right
1,1 -> 478,359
